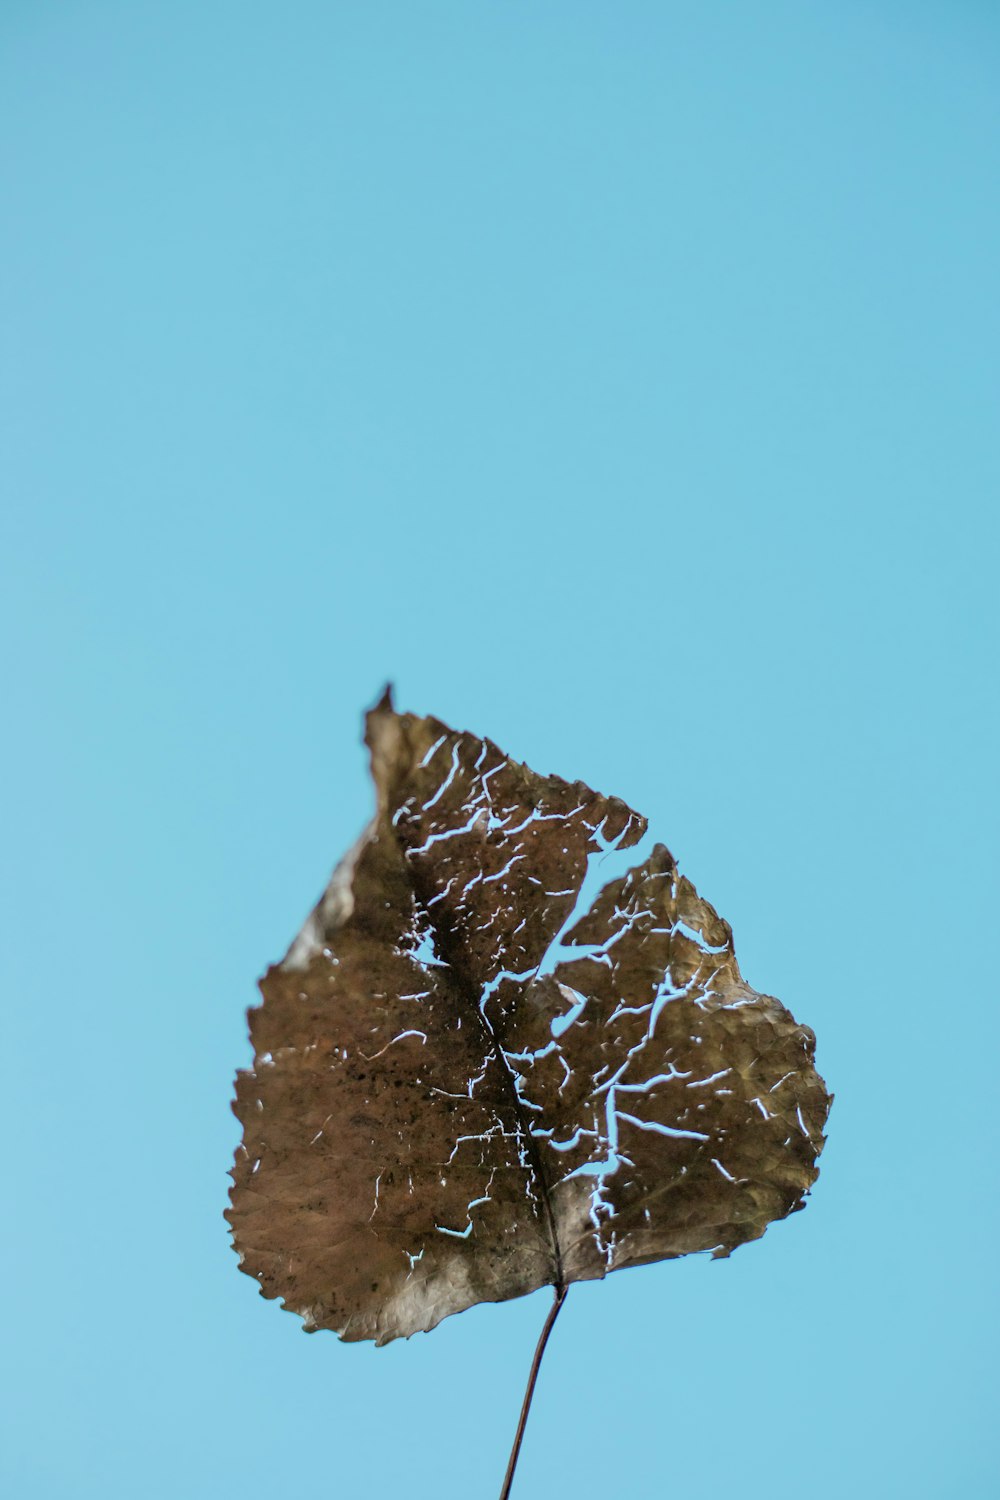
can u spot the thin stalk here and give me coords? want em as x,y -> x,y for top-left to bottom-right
498,1286 -> 569,1500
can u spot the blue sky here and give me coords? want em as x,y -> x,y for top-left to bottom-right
2,3 -> 997,1496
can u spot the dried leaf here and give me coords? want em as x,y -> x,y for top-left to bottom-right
227,692 -> 830,1346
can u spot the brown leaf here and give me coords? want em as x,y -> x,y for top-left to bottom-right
227,692 -> 830,1345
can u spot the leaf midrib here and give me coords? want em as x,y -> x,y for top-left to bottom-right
404,855 -> 567,1293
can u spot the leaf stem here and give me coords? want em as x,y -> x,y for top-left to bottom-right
498,1285 -> 568,1500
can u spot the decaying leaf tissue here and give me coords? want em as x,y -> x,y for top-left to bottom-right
228,692 -> 830,1352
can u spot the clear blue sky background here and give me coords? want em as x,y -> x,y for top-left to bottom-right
2,3 -> 997,1497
